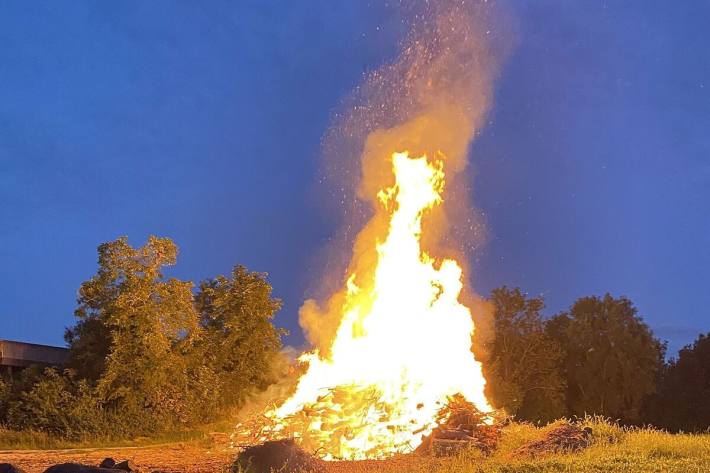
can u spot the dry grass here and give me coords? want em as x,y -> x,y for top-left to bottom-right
323,418 -> 710,473
3,418 -> 710,473
0,426 -> 211,450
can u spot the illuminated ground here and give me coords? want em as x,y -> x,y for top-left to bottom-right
0,443 -> 233,473
3,420 -> 710,472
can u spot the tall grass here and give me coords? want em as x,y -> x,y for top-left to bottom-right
5,418 -> 710,473
0,426 -> 214,451
314,418 -> 710,473
0,428 -> 76,450
434,418 -> 710,473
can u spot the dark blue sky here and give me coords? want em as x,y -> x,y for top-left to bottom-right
1,1 -> 708,356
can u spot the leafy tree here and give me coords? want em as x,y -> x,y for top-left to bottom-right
194,265 -> 285,410
65,236 -> 200,426
547,294 -> 665,423
647,332 -> 710,432
484,287 -> 566,423
3,236 -> 286,437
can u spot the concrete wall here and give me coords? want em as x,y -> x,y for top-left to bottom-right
0,339 -> 69,368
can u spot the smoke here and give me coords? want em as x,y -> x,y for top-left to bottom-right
231,347 -> 301,426
300,0 -> 512,356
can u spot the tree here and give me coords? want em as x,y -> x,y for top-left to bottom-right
65,236 -> 200,426
647,332 -> 710,432
2,237 -> 286,437
484,287 -> 566,423
194,265 -> 285,410
547,294 -> 665,423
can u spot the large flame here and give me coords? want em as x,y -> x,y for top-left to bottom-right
239,0 -> 510,461
265,151 -> 491,459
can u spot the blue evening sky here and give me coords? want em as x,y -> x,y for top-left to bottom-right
1,1 -> 708,356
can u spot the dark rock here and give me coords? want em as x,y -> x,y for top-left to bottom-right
0,464 -> 28,473
42,464 -> 122,473
98,459 -> 115,469
233,439 -> 324,473
112,461 -> 137,472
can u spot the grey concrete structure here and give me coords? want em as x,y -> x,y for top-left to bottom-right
0,339 -> 68,374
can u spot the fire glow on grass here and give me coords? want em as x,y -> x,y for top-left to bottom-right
263,151 -> 492,460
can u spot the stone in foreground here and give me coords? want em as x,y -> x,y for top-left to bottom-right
0,464 -> 27,473
43,464 -> 125,473
233,439 -> 324,473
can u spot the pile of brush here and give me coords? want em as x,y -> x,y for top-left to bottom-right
416,394 -> 503,456
512,422 -> 593,458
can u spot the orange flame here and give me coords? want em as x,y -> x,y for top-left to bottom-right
243,1 -> 511,460
264,151 -> 491,459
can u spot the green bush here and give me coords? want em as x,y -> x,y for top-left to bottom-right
5,369 -> 111,439
0,237 -> 285,442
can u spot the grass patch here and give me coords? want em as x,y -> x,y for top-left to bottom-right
319,419 -> 710,473
427,418 -> 710,473
0,426 -> 216,451
3,418 -> 710,473
0,428 -> 76,450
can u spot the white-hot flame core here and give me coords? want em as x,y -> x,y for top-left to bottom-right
270,152 -> 490,459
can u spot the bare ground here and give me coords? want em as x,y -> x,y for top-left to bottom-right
0,443 -> 234,473
0,444 -> 445,473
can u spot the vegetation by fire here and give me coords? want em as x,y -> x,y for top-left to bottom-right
0,236 -> 285,441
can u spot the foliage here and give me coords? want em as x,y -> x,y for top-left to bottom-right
62,236 -> 202,431
646,332 -> 710,432
0,376 -> 10,421
0,366 -> 45,424
484,287 -> 566,423
4,368 -> 113,439
194,266 -> 285,411
1,235 -> 286,440
547,294 -> 665,424
3,234 -> 708,445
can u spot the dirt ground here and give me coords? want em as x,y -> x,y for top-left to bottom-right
0,443 -> 234,473
0,445 -> 442,473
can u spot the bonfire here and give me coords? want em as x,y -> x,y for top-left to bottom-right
234,150 -> 495,460
234,2 -> 502,461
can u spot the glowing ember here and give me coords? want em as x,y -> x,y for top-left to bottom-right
263,151 -> 491,460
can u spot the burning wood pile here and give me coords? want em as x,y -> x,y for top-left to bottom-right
415,394 -> 503,457
232,393 -> 503,466
233,2 -> 506,463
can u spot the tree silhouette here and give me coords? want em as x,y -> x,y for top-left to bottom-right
547,294 -> 665,423
484,287 -> 566,423
647,332 -> 710,432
